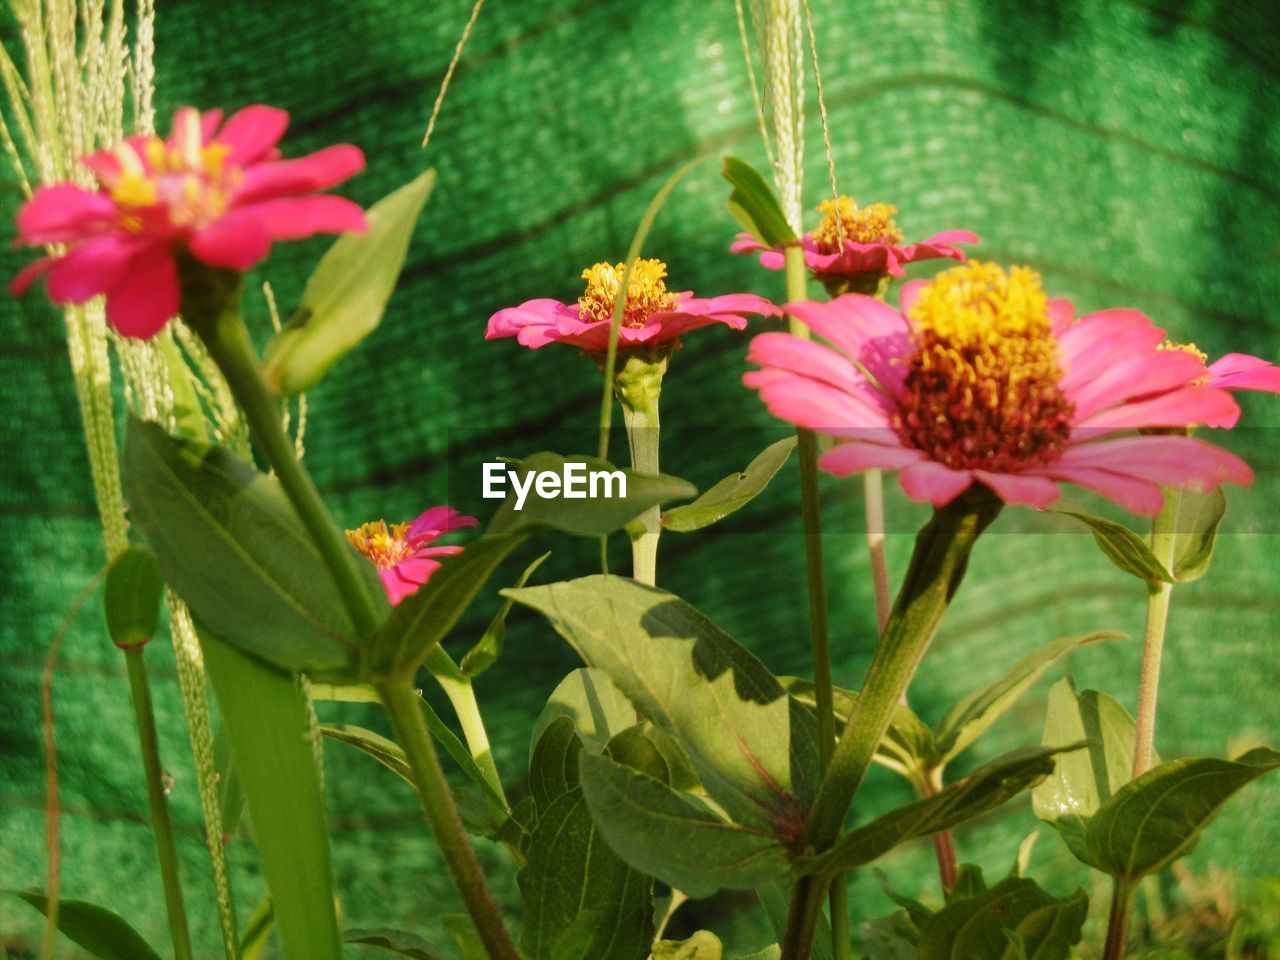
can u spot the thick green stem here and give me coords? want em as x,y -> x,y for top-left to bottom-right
806,489 -> 1002,850
1132,490 -> 1179,778
180,269 -> 381,641
864,468 -> 892,636
124,647 -> 194,960
616,352 -> 667,587
780,875 -> 829,960
425,646 -> 508,807
1102,878 -> 1136,960
378,681 -> 521,960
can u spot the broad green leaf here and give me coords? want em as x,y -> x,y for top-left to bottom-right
199,627 -> 343,960
934,632 -> 1122,764
578,751 -> 790,897
124,418 -> 384,677
735,949 -> 782,960
240,898 -> 274,960
722,156 -> 795,248
662,437 -> 796,532
784,677 -> 936,780
9,892 -> 162,960
507,576 -> 820,832
1031,679 -> 1142,867
608,721 -> 701,793
918,877 -> 1088,960
486,452 -> 695,537
1056,510 -> 1173,585
1085,747 -> 1280,880
520,720 -> 654,960
1166,486 -> 1227,582
344,927 -> 447,959
461,551 -> 550,676
653,930 -> 724,959
797,747 -> 1071,877
365,533 -> 528,679
263,169 -> 436,394
103,546 -> 164,649
531,668 -> 636,759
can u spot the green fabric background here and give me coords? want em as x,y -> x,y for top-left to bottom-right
2,0 -> 1278,956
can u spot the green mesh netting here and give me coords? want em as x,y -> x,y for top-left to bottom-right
2,0 -> 1278,956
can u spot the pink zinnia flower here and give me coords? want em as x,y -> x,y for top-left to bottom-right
745,261 -> 1254,515
1169,346 -> 1280,410
486,258 -> 780,353
10,104 -> 367,339
731,195 -> 976,293
346,507 -> 479,606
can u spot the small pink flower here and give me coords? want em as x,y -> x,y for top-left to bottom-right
486,258 -> 780,354
346,507 -> 479,606
745,261 -> 1254,515
10,105 -> 368,339
731,196 -> 976,292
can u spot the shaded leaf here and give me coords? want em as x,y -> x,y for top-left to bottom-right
240,898 -> 274,960
103,546 -> 165,649
722,156 -> 795,248
918,877 -> 1087,960
1055,510 -> 1173,585
441,915 -> 492,960
860,910 -> 919,960
344,927 -> 448,959
653,930 -> 724,959
1167,487 -> 1227,582
461,551 -> 550,676
9,892 -> 163,960
264,169 -> 436,394
662,437 -> 796,532
531,667 -> 636,759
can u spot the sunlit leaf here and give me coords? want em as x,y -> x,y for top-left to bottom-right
662,437 -> 796,532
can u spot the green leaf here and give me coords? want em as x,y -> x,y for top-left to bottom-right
1031,679 -> 1142,867
1055,510 -> 1173,585
860,911 -> 919,960
578,751 -> 790,897
734,949 -> 782,960
531,668 -> 636,759
918,877 -> 1088,960
1085,747 -> 1280,881
661,437 -> 796,532
366,533 -> 528,679
156,330 -> 209,442
520,720 -> 654,960
199,627 -> 343,960
263,169 -> 436,394
441,915 -> 492,960
9,892 -> 163,960
486,452 -> 695,538
213,720 -> 245,838
933,632 -> 1122,764
1167,486 -> 1227,582
344,928 -> 448,959
722,156 -> 795,248
506,576 -> 819,832
797,747 -> 1073,877
653,930 -> 724,959
240,898 -> 274,960
103,546 -> 164,649
461,551 -> 550,676
123,418 -> 383,677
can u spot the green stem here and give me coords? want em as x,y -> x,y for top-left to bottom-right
921,768 -> 958,893
378,681 -> 521,960
864,469 -> 892,636
806,489 -> 1002,850
1132,490 -> 1179,778
1102,878 -> 1136,960
616,352 -> 667,587
780,875 -> 829,960
181,270 -> 380,641
124,647 -> 194,960
425,645 -> 508,807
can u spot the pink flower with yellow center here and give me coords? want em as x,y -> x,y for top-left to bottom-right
10,105 -> 367,339
1158,342 -> 1280,416
745,261 -> 1254,515
346,506 -> 479,606
731,195 -> 977,293
486,258 -> 780,353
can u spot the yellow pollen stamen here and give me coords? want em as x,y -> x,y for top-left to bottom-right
577,259 -> 681,328
345,520 -> 415,569
896,261 -> 1074,472
812,195 -> 904,254
1159,339 -> 1211,386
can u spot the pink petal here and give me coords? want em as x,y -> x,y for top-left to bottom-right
381,566 -> 426,606
104,244 -> 179,339
10,255 -> 57,295
1054,436 -> 1253,489
681,293 -> 782,318
1067,349 -> 1207,421
645,309 -> 747,342
1047,298 -> 1075,335
729,233 -> 770,255
783,295 -> 912,395
408,506 -> 479,540
918,229 -> 979,246
47,234 -> 143,303
1208,353 -> 1280,393
818,441 -> 923,476
486,299 -> 576,341
16,184 -> 118,244
899,279 -> 927,315
217,105 -> 290,165
1037,466 -> 1165,515
898,462 -> 975,506
236,144 -> 365,203
745,373 -> 896,434
1057,309 -> 1165,394
200,109 -> 224,142
393,556 -> 444,586
1075,386 -> 1240,432
188,210 -> 272,270
239,195 -> 367,240
973,471 -> 1061,508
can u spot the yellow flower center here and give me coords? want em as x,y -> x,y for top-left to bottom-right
895,261 -> 1074,472
812,196 -> 904,254
345,520 -> 414,569
578,259 -> 681,328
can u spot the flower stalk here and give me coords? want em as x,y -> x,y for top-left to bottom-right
425,646 -> 507,806
615,351 -> 667,586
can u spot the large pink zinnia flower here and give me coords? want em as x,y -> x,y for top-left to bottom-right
486,258 -> 780,353
731,195 -> 976,291
744,261 -> 1255,515
10,104 -> 367,339
346,507 -> 479,606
